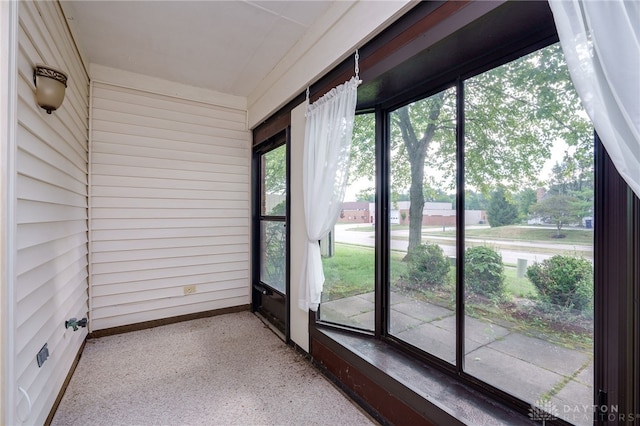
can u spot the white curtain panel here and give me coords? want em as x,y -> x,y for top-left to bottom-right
549,0 -> 640,198
300,76 -> 358,312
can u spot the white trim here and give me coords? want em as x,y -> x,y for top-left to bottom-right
57,2 -> 89,80
90,64 -> 247,112
87,79 -> 94,333
247,0 -> 418,128
1,1 -> 18,424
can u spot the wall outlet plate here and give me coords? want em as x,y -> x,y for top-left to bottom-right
183,285 -> 196,295
37,343 -> 49,368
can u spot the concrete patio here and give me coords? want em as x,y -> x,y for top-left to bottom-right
320,291 -> 594,425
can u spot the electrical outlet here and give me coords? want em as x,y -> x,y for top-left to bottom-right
183,285 -> 196,295
37,343 -> 49,368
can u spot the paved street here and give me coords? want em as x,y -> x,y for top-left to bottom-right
333,223 -> 593,265
320,291 -> 594,426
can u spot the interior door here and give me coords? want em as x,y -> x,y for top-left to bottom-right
252,130 -> 289,338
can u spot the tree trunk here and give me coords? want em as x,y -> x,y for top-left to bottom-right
407,156 -> 426,253
395,94 -> 445,255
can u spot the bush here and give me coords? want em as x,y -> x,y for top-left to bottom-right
526,255 -> 593,310
404,243 -> 451,288
465,246 -> 505,298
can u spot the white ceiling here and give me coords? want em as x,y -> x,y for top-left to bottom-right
60,1 -> 336,98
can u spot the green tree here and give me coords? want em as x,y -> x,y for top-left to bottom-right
549,149 -> 594,196
355,188 -> 375,202
393,92 -> 449,252
424,180 -> 454,203
486,186 -> 519,227
349,113 -> 376,184
570,187 -> 594,221
264,145 -> 286,198
465,190 -> 488,211
349,43 -> 592,251
546,151 -> 594,222
529,194 -> 582,237
515,188 -> 538,219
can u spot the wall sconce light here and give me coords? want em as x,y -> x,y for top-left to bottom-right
33,64 -> 67,114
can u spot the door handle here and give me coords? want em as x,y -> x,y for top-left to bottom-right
253,284 -> 272,295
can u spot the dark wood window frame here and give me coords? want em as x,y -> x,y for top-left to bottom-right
254,1 -> 639,423
354,41 -> 600,418
252,128 -> 291,342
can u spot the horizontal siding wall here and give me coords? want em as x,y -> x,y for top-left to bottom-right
90,80 -> 250,331
15,1 -> 89,424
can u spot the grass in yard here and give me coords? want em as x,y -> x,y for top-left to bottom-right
322,243 -> 406,300
504,267 -> 538,299
344,224 -> 412,232
323,244 -> 537,301
321,243 -> 591,350
423,225 -> 593,245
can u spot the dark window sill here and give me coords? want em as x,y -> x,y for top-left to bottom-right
312,325 -> 534,425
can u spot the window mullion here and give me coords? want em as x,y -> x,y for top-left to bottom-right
455,78 -> 465,374
376,107 -> 388,339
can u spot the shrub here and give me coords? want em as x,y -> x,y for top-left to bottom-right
404,243 -> 451,288
526,255 -> 593,310
465,246 -> 505,298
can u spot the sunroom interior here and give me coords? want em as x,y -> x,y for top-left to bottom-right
1,1 -> 638,425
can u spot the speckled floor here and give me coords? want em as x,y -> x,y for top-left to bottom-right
52,311 -> 375,426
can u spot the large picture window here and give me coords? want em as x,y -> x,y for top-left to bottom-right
320,113 -> 376,331
318,41 -> 596,424
388,87 -> 458,364
461,44 -> 593,425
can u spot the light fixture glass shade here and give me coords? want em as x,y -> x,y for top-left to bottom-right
34,64 -> 67,114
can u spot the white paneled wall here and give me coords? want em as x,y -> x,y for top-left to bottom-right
90,79 -> 250,331
15,1 -> 89,424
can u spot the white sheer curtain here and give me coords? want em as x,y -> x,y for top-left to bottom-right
300,76 -> 359,312
549,0 -> 640,198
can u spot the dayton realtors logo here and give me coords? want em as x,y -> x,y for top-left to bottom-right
529,399 -> 559,423
529,400 -> 638,423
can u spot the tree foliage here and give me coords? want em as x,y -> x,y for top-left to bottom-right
349,113 -> 376,183
486,186 -> 519,227
529,194 -> 582,237
546,153 -> 594,222
465,190 -> 488,211
392,92 -> 450,252
355,188 -> 375,202
349,43 -> 592,252
514,188 -> 538,219
264,145 -> 286,198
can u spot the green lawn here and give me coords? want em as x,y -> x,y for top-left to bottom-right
322,243 -> 406,300
322,243 -> 537,300
345,224 -> 412,232
321,243 -> 591,348
424,225 -> 593,245
504,267 -> 538,298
